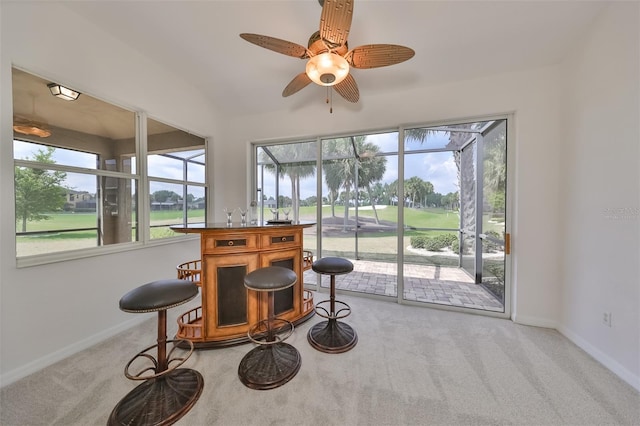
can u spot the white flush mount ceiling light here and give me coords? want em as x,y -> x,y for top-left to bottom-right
305,52 -> 349,86
47,83 -> 81,101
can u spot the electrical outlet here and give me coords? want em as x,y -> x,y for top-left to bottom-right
602,312 -> 612,327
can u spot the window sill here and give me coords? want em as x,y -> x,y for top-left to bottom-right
15,234 -> 200,268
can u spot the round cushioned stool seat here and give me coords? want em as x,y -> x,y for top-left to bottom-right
244,266 -> 297,292
238,266 -> 301,390
120,279 -> 199,312
312,256 -> 354,275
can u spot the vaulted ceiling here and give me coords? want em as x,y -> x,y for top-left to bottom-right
25,1 -> 608,120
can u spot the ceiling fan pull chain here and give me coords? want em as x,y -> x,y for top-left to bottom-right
330,87 -> 333,113
326,86 -> 333,113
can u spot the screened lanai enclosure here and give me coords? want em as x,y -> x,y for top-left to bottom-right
253,118 -> 508,315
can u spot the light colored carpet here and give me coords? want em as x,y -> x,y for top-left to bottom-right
1,293 -> 639,425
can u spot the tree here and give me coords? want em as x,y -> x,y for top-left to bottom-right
261,143 -> 316,221
323,137 -> 387,229
404,176 -> 433,208
15,147 -> 67,232
483,127 -> 507,215
357,145 -> 387,224
152,190 -> 181,203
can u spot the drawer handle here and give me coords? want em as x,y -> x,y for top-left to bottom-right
281,237 -> 287,242
228,241 -> 234,246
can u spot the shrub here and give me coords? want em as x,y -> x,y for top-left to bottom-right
484,230 -> 503,253
410,236 -> 428,249
411,233 -> 460,252
451,238 -> 459,254
423,238 -> 444,251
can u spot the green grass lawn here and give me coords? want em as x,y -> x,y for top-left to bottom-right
17,209 -> 206,232
18,206 -> 503,237
17,206 -> 504,264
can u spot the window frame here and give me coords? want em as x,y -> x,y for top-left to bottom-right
12,71 -> 208,268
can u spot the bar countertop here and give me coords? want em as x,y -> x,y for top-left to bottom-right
170,221 -> 316,232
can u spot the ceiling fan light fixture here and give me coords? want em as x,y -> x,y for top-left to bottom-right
13,119 -> 51,138
305,52 -> 349,86
47,83 -> 81,101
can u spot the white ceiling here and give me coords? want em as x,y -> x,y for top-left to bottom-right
63,0 -> 605,116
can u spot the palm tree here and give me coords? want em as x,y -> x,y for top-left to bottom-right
357,144 -> 387,224
322,136 -> 387,230
260,142 -> 316,221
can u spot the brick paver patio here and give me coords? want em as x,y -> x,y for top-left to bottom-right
304,259 -> 504,312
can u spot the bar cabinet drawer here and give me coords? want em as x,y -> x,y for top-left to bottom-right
261,231 -> 300,249
203,233 -> 258,253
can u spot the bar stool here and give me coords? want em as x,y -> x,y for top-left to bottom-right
308,257 -> 358,353
238,266 -> 301,390
109,279 -> 204,426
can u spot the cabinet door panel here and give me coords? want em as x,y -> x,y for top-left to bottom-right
203,253 -> 259,339
260,248 -> 302,321
217,265 -> 249,326
271,257 -> 295,315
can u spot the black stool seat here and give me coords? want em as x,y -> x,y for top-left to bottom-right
120,279 -> 199,312
244,266 -> 297,292
238,266 -> 301,390
312,256 -> 354,275
109,279 -> 203,426
308,257 -> 357,354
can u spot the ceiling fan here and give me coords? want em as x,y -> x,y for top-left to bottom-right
240,0 -> 414,110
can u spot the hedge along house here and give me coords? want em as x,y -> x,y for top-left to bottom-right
0,0 -> 638,397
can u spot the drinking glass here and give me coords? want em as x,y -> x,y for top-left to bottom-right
238,207 -> 247,225
282,207 -> 291,221
223,207 -> 235,225
269,208 -> 278,220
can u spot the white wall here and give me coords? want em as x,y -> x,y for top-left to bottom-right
2,0 -> 637,393
558,2 -> 640,389
0,2 -> 215,384
219,65 -> 564,329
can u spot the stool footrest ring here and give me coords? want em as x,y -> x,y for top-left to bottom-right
124,339 -> 195,381
313,299 -> 352,320
247,318 -> 294,345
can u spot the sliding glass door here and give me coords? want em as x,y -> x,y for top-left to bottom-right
254,117 -> 509,315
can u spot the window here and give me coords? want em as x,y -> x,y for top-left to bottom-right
145,118 -> 206,239
253,117 -> 509,316
12,67 -> 207,262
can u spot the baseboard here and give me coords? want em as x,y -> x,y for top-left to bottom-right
0,315 -> 149,388
511,313 -> 558,329
557,324 -> 640,392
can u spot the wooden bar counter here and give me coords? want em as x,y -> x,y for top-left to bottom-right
170,221 -> 316,348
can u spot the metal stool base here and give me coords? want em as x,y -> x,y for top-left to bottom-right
238,343 -> 301,390
108,368 -> 204,426
307,319 -> 358,354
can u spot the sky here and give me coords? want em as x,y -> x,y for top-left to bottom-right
15,132 -> 459,204
14,141 -> 205,196
260,131 -> 460,202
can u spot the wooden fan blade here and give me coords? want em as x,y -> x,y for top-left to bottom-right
346,44 -> 415,69
319,0 -> 353,49
240,33 -> 309,59
333,73 -> 359,103
282,73 -> 312,97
